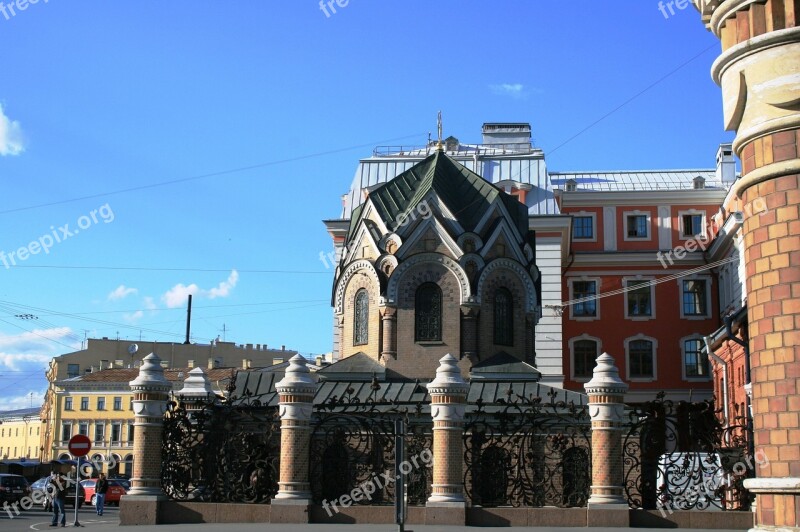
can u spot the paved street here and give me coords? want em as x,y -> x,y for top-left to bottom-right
0,505 -> 749,532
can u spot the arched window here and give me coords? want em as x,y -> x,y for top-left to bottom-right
415,283 -> 442,341
353,289 -> 369,346
494,288 -> 514,346
629,339 -> 654,379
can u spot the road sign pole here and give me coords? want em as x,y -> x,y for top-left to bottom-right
73,455 -> 82,527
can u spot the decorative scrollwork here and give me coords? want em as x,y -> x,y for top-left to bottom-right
310,382 -> 432,506
463,387 -> 591,508
161,395 -> 280,504
622,392 -> 753,511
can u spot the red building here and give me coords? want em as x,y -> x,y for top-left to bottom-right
554,144 -> 737,403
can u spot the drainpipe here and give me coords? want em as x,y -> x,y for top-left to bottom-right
704,335 -> 729,426
723,313 -> 754,457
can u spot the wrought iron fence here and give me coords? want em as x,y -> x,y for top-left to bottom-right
463,387 -> 592,508
310,380 -> 432,506
161,387 -> 280,504
622,393 -> 753,512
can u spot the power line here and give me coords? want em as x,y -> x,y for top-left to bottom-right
10,265 -> 331,274
553,256 -> 737,309
0,133 -> 426,215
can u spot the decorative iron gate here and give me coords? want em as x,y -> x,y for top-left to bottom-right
310,381 -> 432,506
161,390 -> 280,504
622,393 -> 753,511
463,387 -> 592,508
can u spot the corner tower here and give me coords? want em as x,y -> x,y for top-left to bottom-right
693,2 -> 800,530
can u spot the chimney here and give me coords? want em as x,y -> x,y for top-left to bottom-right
188,360 -> 194,368
207,358 -> 214,370
716,143 -> 736,185
481,123 -> 532,147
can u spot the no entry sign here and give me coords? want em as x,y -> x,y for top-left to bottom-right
68,434 -> 91,457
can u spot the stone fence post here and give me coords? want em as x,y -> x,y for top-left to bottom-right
175,366 -> 216,413
272,354 -> 318,523
584,352 -> 629,527
426,353 -> 469,525
120,353 -> 171,525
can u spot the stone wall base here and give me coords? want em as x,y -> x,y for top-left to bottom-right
119,495 -> 166,526
121,500 -> 758,528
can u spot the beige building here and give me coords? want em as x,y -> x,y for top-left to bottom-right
41,338 -> 297,457
47,367 -> 235,470
0,407 -> 43,460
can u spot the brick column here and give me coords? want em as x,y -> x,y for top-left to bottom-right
693,3 -> 800,530
381,305 -> 397,361
272,354 -> 318,523
459,304 -> 479,361
120,353 -> 171,525
426,353 -> 468,525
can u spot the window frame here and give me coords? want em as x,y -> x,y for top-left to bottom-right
569,277 -> 600,321
80,397 -> 89,411
353,288 -> 369,346
113,397 -> 122,411
681,336 -> 710,381
493,287 -> 514,346
623,210 -> 651,241
679,276 -> 712,319
97,397 -> 106,411
572,212 -> 597,242
415,282 -> 443,343
624,277 -> 656,321
625,335 -> 658,382
569,335 -> 602,382
678,209 -> 707,240
64,397 -> 73,411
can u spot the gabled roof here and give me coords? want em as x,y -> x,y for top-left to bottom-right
471,351 -> 541,382
317,352 -> 386,381
355,151 -> 527,239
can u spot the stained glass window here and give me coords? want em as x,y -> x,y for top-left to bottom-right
494,288 -> 513,346
415,283 -> 442,341
353,289 -> 369,345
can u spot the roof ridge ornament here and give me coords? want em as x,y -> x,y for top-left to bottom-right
436,110 -> 444,152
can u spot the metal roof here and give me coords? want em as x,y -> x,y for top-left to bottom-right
550,169 -> 721,191
342,144 -> 558,220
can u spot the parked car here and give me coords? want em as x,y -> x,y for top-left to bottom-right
80,479 -> 127,506
29,477 -> 51,510
0,474 -> 30,506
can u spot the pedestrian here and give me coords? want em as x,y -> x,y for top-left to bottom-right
95,473 -> 109,516
47,471 -> 67,527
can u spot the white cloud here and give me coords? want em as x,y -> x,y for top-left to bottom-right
0,103 -> 25,156
489,83 -> 527,99
207,270 -> 239,299
0,328 -> 78,413
108,284 -> 138,301
161,270 -> 239,309
0,389 -> 46,411
123,310 -> 144,323
143,296 -> 157,310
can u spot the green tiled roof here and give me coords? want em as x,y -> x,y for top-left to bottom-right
349,151 -> 527,241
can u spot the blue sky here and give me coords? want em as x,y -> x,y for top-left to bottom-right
0,1 -> 732,410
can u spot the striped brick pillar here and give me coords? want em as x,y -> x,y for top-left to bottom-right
381,305 -> 397,361
272,354 -> 318,523
426,354 -> 469,525
693,2 -> 800,530
585,353 -> 629,526
127,353 -> 171,497
119,353 -> 171,526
